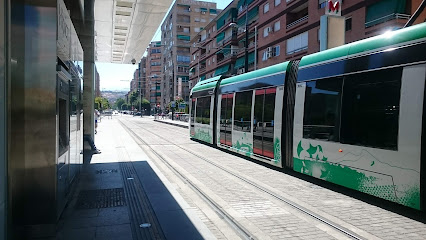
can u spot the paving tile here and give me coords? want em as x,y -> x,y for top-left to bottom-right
95,224 -> 132,240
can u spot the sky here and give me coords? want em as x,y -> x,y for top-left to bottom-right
98,0 -> 233,91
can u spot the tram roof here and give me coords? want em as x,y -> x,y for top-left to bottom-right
191,75 -> 223,94
219,61 -> 289,87
300,22 -> 426,69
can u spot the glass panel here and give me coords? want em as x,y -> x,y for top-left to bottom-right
303,78 -> 343,142
190,98 -> 196,125
196,97 -> 203,123
220,97 -> 227,144
226,94 -> 233,145
253,90 -> 264,155
263,89 -> 276,158
341,68 -> 401,150
203,96 -> 211,125
234,91 -> 252,132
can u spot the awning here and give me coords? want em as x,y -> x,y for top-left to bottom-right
248,6 -> 259,21
210,9 -> 217,14
365,0 -> 406,27
200,7 -> 207,11
216,32 -> 225,42
235,57 -> 245,69
248,52 -> 255,64
177,35 -> 191,41
214,64 -> 230,76
199,75 -> 206,81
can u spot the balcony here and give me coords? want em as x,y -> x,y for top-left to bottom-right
365,13 -> 410,28
286,15 -> 308,29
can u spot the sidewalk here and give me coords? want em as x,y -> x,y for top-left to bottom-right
56,117 -> 212,240
153,116 -> 189,129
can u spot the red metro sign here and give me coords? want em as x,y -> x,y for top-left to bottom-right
326,0 -> 341,16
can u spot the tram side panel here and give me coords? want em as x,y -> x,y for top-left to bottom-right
192,95 -> 215,144
217,85 -> 285,167
292,62 -> 426,210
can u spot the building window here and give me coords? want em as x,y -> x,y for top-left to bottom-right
286,31 -> 308,55
183,27 -> 190,33
213,57 -> 215,62
275,0 -> 281,6
208,60 -> 211,65
201,18 -> 206,22
263,27 -> 269,37
318,0 -> 327,9
195,17 -> 200,22
273,45 -> 280,56
264,3 -> 270,13
177,55 -> 190,63
274,21 -> 280,32
345,17 -> 352,31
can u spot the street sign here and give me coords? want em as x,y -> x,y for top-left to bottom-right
171,101 -> 176,108
326,0 -> 341,16
178,103 -> 186,109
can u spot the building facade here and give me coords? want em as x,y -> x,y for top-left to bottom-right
95,65 -> 101,97
190,0 -> 425,86
146,41 -> 162,112
161,0 -> 219,111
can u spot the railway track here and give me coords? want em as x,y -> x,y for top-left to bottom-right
120,119 -> 366,240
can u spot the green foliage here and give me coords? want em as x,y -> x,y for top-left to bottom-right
115,98 -> 126,110
95,97 -> 110,110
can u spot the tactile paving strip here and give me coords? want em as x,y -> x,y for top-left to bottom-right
75,188 -> 126,209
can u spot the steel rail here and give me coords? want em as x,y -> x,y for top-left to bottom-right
119,120 -> 256,240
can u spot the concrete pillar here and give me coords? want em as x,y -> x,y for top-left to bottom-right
0,0 -> 7,238
79,0 -> 96,151
320,15 -> 345,51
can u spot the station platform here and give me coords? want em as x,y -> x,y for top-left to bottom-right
153,116 -> 189,129
55,115 -> 426,240
55,116 -> 212,240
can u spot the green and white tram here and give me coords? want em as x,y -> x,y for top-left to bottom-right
189,22 -> 426,210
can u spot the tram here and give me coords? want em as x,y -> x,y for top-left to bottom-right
189,22 -> 426,211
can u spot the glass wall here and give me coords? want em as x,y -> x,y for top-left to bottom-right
0,0 -> 7,238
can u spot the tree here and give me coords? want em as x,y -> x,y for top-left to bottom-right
95,97 -> 110,110
115,98 -> 126,110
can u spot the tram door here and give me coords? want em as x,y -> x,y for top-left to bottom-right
253,88 -> 276,159
56,66 -> 71,217
220,94 -> 233,146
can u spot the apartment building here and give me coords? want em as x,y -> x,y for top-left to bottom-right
161,0 -> 219,110
189,0 -> 258,87
190,0 -> 425,86
146,41 -> 162,112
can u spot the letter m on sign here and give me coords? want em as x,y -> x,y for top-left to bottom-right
327,0 -> 341,16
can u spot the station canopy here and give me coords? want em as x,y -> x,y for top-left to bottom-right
95,0 -> 173,64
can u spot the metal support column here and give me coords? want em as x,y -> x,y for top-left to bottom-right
81,0 -> 96,151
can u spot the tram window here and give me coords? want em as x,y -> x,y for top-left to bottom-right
196,96 -> 211,125
303,78 -> 343,142
191,98 -> 196,124
196,97 -> 203,124
234,91 -> 253,132
203,96 -> 211,124
340,68 -> 401,150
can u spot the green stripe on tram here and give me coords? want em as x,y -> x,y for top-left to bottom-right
191,75 -> 222,93
220,61 -> 289,86
300,22 -> 426,68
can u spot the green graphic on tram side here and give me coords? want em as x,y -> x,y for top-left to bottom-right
194,129 -> 212,143
294,140 -> 420,210
274,138 -> 281,164
233,132 -> 253,156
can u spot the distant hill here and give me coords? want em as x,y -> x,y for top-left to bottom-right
101,91 -> 127,104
